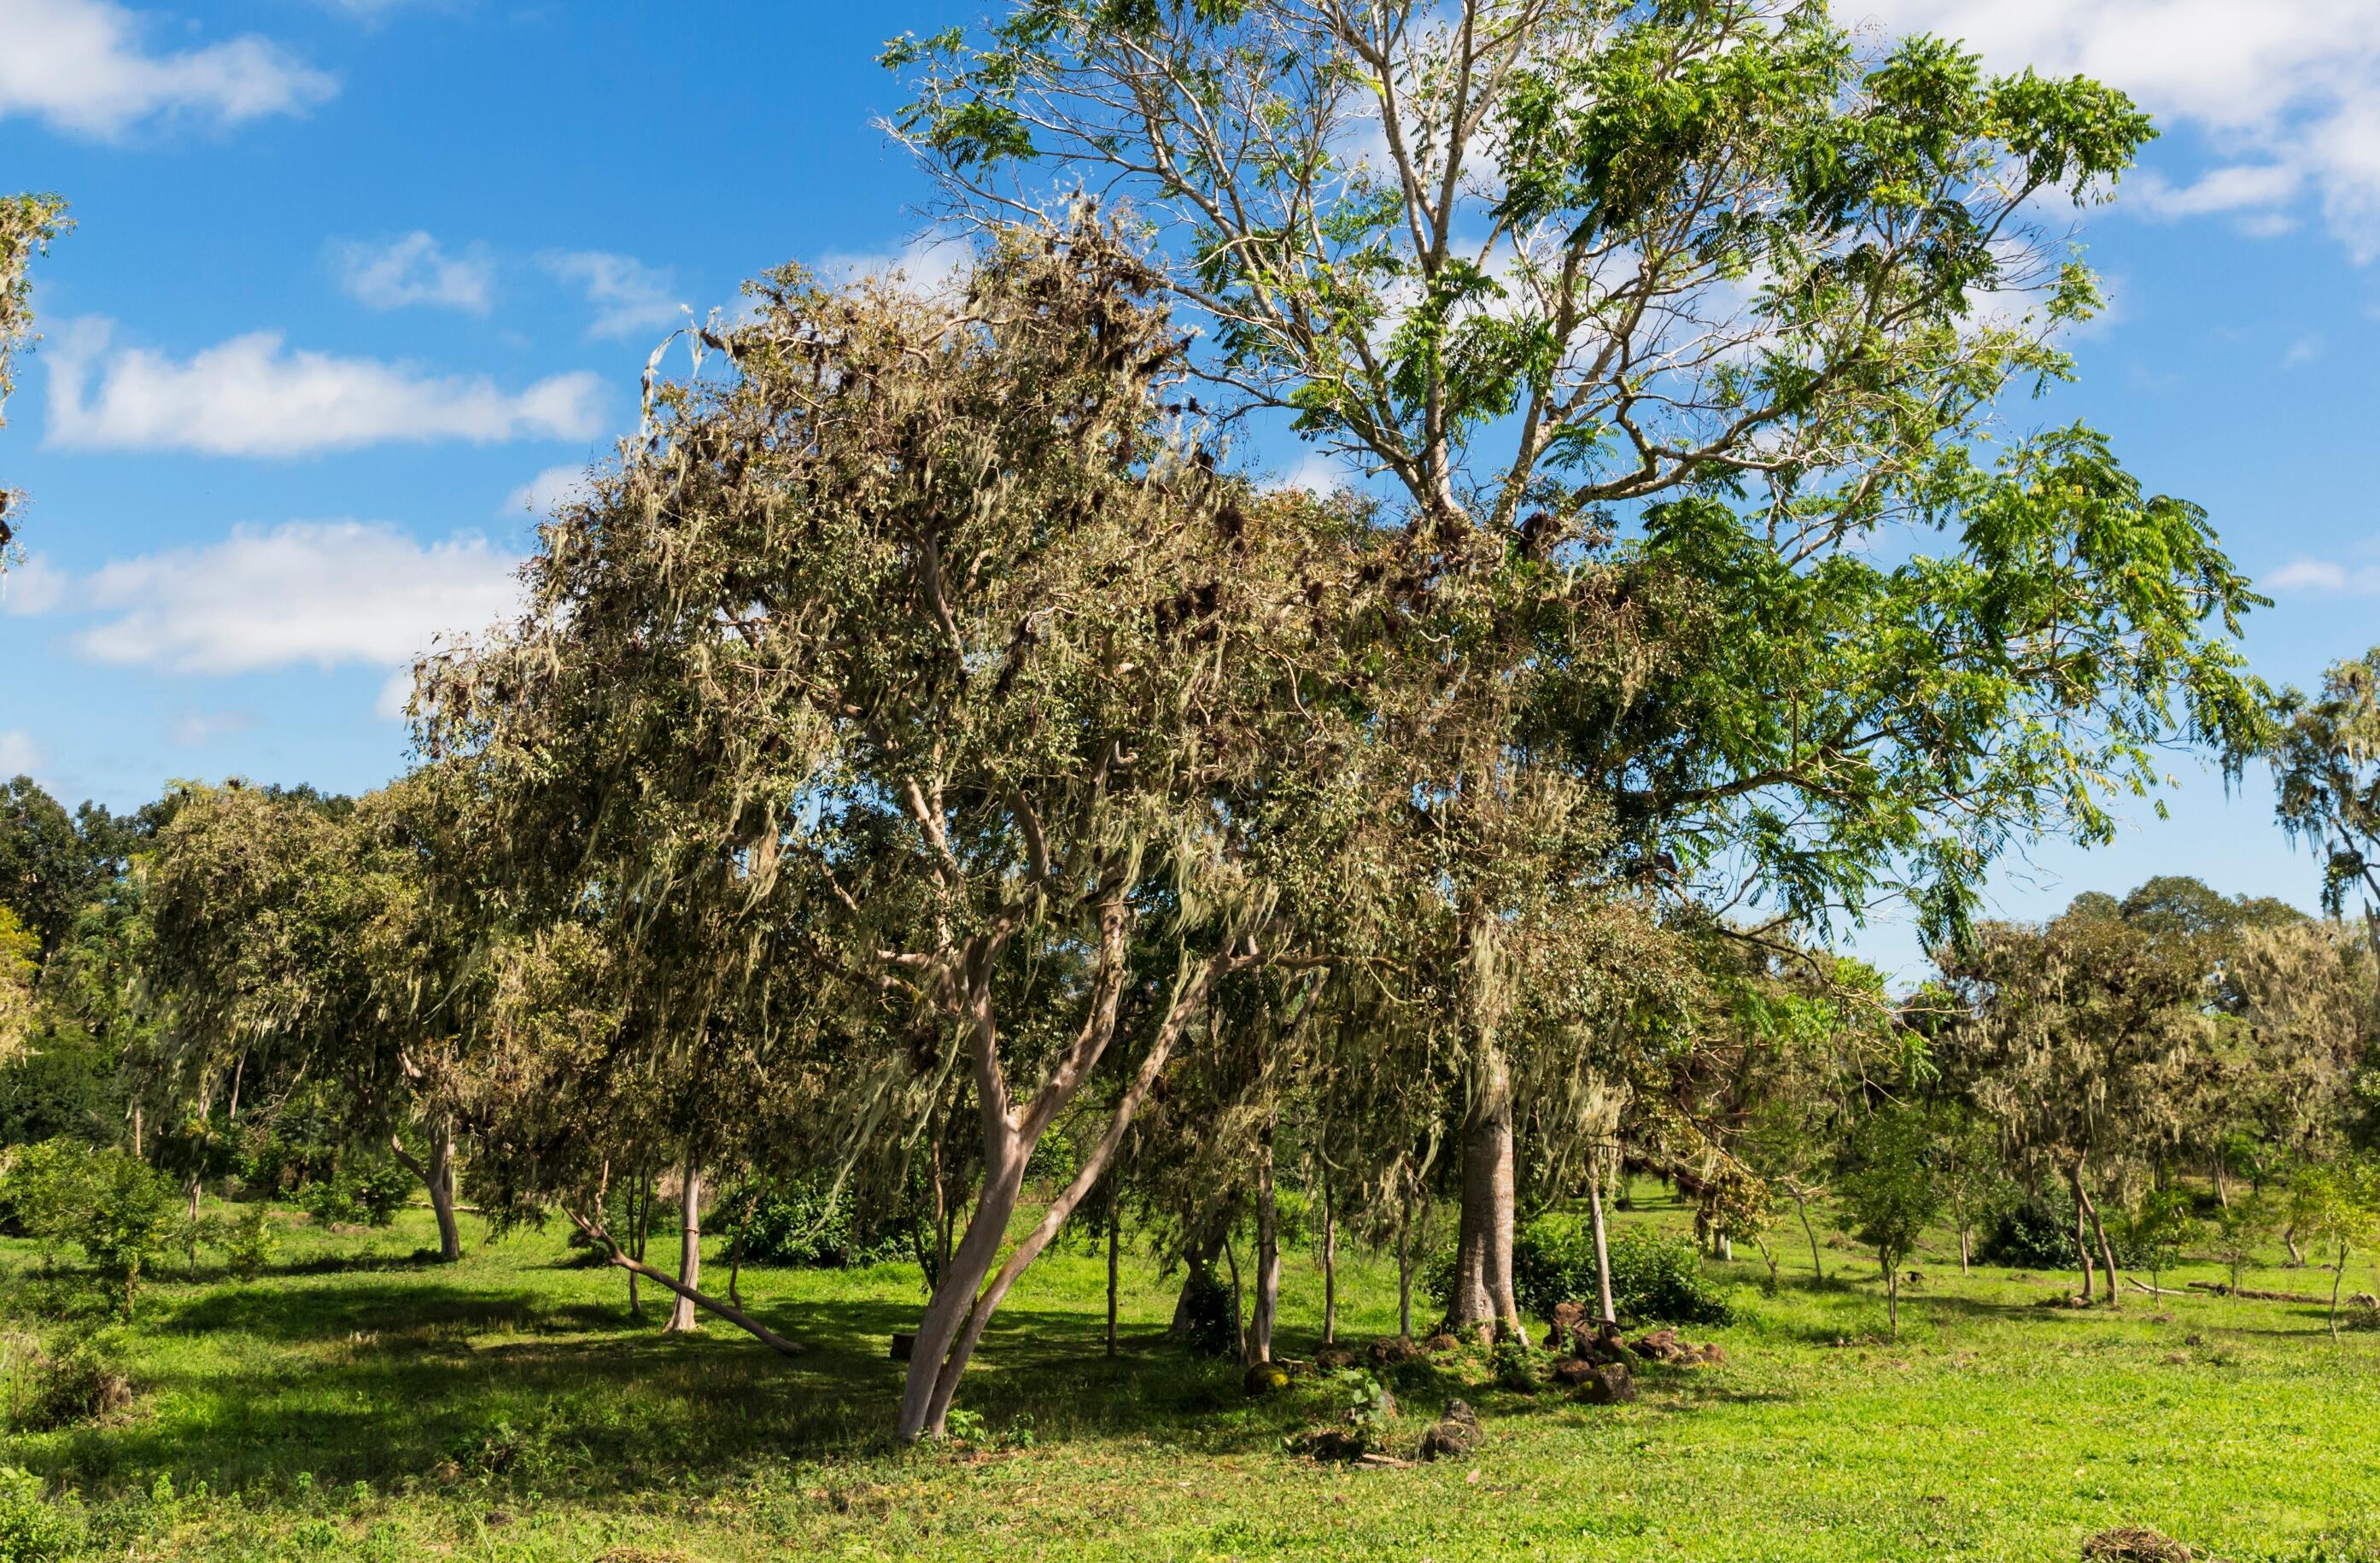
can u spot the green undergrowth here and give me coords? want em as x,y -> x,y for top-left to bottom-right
3,1188 -> 2376,1561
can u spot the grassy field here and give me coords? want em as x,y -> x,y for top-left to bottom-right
4,1185 -> 2378,1562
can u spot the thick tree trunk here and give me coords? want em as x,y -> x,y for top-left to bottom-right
1248,1136 -> 1281,1364
1587,1158 -> 1617,1326
389,1122 -> 464,1262
1449,1048 -> 1520,1337
2075,1172 -> 2120,1310
665,1158 -> 702,1333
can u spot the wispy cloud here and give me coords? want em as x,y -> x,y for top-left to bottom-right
503,463 -> 593,518
2266,555 -> 2380,594
540,250 -> 684,341
0,729 -> 44,777
166,709 -> 257,747
0,553 -> 66,616
812,237 -> 971,296
0,0 -> 334,138
56,519 -> 522,681
331,231 -> 494,313
44,319 -> 605,456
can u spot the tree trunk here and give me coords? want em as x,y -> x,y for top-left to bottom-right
1957,1216 -> 1971,1276
1796,1191 -> 1825,1281
565,1208 -> 798,1355
1106,1210 -> 1120,1359
665,1157 -> 702,1333
1885,1254 -> 1899,1337
893,930 -> 1229,1443
1587,1157 -> 1617,1326
2075,1173 -> 2120,1310
1248,1135 -> 1281,1364
2212,1156 -> 2231,1209
2068,1164 -> 2096,1302
2284,1222 -> 2306,1266
1396,1201 -> 1414,1340
629,1167 -> 652,1318
1449,1047 -> 1520,1337
1319,1177 -> 1337,1347
1224,1235 -> 1248,1362
389,1122 -> 464,1262
2330,1242 -> 2348,1342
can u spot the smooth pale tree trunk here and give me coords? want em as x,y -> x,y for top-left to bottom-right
895,934 -> 1231,1443
1319,1179 -> 1337,1347
2069,1166 -> 2096,1302
1449,1048 -> 1521,1338
2073,1168 -> 2120,1310
664,1158 -> 702,1333
389,1121 -> 464,1262
1248,1137 -> 1282,1364
1795,1191 -> 1826,1281
2330,1242 -> 2349,1342
1587,1158 -> 1617,1326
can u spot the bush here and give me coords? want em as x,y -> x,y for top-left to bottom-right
1978,1189 -> 2149,1270
6,1333 -> 130,1432
0,1466 -> 83,1563
728,1181 -> 915,1269
296,1162 -> 415,1227
1425,1217 -> 1733,1327
213,1204 -> 275,1280
1172,1267 -> 1237,1357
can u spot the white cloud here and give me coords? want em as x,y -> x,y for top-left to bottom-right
1277,450 -> 1358,497
2281,332 -> 2325,367
166,708 -> 256,746
67,519 -> 522,679
813,237 -> 971,296
0,553 -> 66,615
541,250 -> 684,341
332,231 -> 494,313
1859,1 -> 2380,259
44,319 -> 606,456
2266,555 -> 2380,594
0,730 -> 43,776
0,0 -> 334,138
504,463 -> 592,517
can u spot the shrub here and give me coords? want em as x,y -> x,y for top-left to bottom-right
1979,1188 -> 2149,1270
7,1333 -> 130,1431
728,1181 -> 915,1269
1425,1218 -> 1733,1327
1488,1335 -> 1544,1390
0,1466 -> 83,1563
213,1204 -> 276,1280
1172,1267 -> 1237,1357
296,1162 -> 415,1227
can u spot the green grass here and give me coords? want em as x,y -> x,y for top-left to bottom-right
5,1188 -> 2379,1561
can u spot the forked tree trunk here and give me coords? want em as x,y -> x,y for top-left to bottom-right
1796,1191 -> 1825,1281
1587,1157 -> 1617,1326
389,1121 -> 464,1262
1248,1135 -> 1281,1364
2073,1170 -> 2120,1310
1449,1047 -> 1520,1338
895,934 -> 1231,1443
665,1157 -> 702,1333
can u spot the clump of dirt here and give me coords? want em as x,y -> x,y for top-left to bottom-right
1417,1399 -> 1482,1461
2081,1525 -> 2194,1562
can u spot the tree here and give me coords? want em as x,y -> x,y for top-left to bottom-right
2289,1157 -> 2380,1342
0,190 -> 67,560
1944,895 -> 2214,1307
0,904 -> 37,1064
2273,648 -> 2380,975
888,0 -> 2270,1330
1834,1103 -> 1942,1336
2120,1187 -> 2196,1297
423,222 -> 1373,1440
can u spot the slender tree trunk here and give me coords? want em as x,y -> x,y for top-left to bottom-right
1319,1177 -> 1337,1347
1396,1201 -> 1415,1340
2284,1222 -> 2306,1266
1248,1135 -> 1281,1364
2213,1156 -> 2231,1209
1106,1209 -> 1120,1359
2069,1164 -> 2096,1302
1223,1234 -> 1248,1361
665,1156 -> 703,1333
1957,1215 -> 1971,1276
1587,1156 -> 1617,1326
564,1208 -> 798,1355
1886,1255 -> 1899,1337
132,1104 -> 143,1159
629,1167 -> 652,1318
2074,1173 -> 2120,1310
1796,1191 -> 1825,1281
1450,1047 -> 1520,1338
2330,1242 -> 2348,1342
727,1186 -> 751,1311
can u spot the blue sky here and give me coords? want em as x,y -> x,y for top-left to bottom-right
1,0 -> 2377,981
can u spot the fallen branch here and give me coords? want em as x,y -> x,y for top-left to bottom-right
2186,1280 -> 2327,1304
565,1207 -> 802,1355
2126,1279 -> 2192,1297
